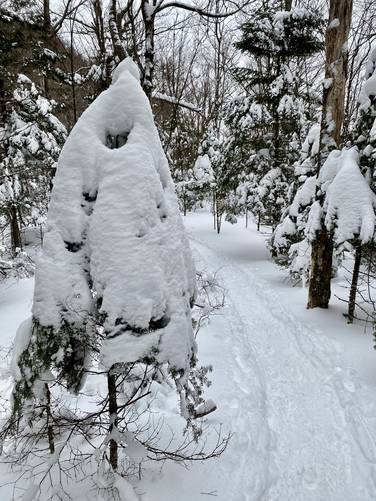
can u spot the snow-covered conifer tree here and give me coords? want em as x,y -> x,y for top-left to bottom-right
224,2 -> 323,227
0,74 -> 66,253
357,46 -> 376,186
196,132 -> 226,232
175,152 -> 215,215
270,124 -> 320,282
8,58 -> 205,475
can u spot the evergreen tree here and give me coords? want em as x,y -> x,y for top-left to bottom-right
0,74 -> 66,254
7,59 -> 213,483
224,1 -> 323,228
270,123 -> 320,281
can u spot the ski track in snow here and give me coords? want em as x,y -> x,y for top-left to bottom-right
190,229 -> 376,501
2,218 -> 376,500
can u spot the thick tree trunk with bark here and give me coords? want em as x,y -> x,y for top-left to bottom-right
307,0 -> 353,309
307,226 -> 333,309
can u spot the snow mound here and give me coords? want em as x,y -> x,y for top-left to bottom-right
324,148 -> 376,244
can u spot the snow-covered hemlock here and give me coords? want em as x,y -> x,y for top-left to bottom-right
271,124 -> 320,282
224,4 -> 323,228
356,46 -> 376,187
0,74 -> 66,252
11,58 -> 197,419
272,143 -> 376,283
175,152 -> 215,213
321,148 -> 375,245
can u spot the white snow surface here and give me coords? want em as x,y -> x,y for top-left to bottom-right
2,214 -> 376,499
324,148 -> 376,244
301,123 -> 320,156
359,47 -> 376,111
31,58 -> 196,373
289,175 -> 316,217
318,148 -> 342,191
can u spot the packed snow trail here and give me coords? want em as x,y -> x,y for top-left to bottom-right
2,214 -> 376,500
177,212 -> 376,501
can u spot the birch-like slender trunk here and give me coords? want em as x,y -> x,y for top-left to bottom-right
141,0 -> 157,101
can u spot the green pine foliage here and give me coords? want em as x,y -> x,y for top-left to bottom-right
222,2 -> 323,229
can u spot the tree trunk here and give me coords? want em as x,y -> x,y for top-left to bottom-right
215,197 -> 221,234
141,1 -> 157,101
107,371 -> 118,470
285,0 -> 292,9
213,191 -> 217,231
109,0 -> 127,62
43,0 -> 51,97
0,77 -> 7,127
45,383 -> 55,454
216,211 -> 221,234
347,244 -> 362,324
70,15 -> 78,125
307,0 -> 353,309
307,226 -> 333,309
10,205 -> 22,254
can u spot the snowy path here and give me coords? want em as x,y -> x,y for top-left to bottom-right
2,214 -> 376,500
172,212 -> 376,501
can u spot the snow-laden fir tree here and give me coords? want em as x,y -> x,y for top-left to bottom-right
225,1 -> 323,228
174,151 -> 215,215
357,46 -> 376,186
223,98 -> 274,228
306,146 -> 375,305
8,58 -> 212,478
342,45 -> 376,322
194,131 -> 226,232
270,124 -> 320,282
271,129 -> 375,286
0,74 -> 66,254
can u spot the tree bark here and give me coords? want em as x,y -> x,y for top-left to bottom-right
141,1 -> 157,101
0,77 -> 6,127
347,244 -> 362,324
307,0 -> 353,309
45,383 -> 55,454
109,0 -> 127,62
70,20 -> 78,124
107,371 -> 118,470
43,0 -> 52,97
307,226 -> 333,309
10,205 -> 22,254
213,191 -> 217,231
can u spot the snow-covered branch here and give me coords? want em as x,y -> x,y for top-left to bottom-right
153,92 -> 202,113
156,0 -> 248,18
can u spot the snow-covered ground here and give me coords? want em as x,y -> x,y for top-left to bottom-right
1,211 -> 376,500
